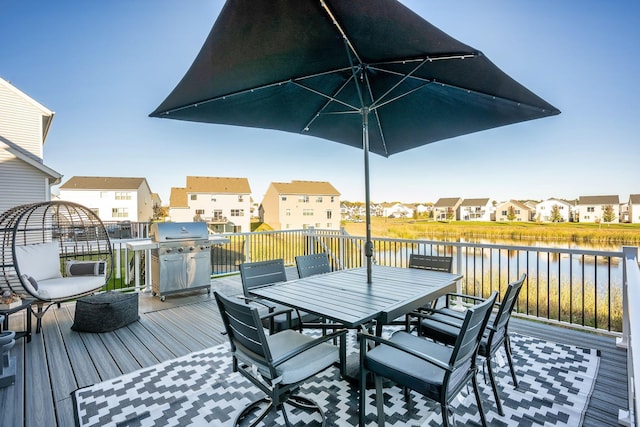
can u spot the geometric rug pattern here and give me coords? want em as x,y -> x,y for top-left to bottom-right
73,332 -> 599,426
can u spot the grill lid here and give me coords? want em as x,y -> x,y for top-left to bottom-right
150,222 -> 209,242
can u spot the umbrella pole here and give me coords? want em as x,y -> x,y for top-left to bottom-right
363,108 -> 373,284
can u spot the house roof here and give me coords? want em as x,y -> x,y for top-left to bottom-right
433,197 -> 461,208
186,176 -> 251,194
269,180 -> 340,196
629,194 -> 640,204
460,198 -> 489,206
578,195 -> 620,205
0,136 -> 62,184
60,176 -> 148,191
0,77 -> 55,143
169,187 -> 188,208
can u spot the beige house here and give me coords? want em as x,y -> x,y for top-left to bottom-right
59,176 -> 154,222
433,197 -> 462,221
260,180 -> 340,230
168,176 -> 251,233
0,78 -> 62,214
577,195 -> 620,224
495,200 -> 531,222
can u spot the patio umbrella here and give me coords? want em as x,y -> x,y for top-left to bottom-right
150,0 -> 560,283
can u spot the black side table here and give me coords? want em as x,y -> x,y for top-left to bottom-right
0,299 -> 33,343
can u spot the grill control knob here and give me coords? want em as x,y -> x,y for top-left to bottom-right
190,247 -> 195,251
178,248 -> 184,253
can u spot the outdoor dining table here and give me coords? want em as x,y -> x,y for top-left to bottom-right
250,265 -> 462,337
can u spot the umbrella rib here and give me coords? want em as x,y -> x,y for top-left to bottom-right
320,0 -> 363,65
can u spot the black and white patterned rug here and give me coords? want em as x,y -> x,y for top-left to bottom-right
72,332 -> 599,426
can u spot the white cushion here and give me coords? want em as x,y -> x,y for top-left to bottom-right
37,276 -> 104,300
14,242 -> 63,282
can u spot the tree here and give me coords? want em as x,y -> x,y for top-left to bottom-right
507,205 -> 516,222
446,207 -> 455,221
550,204 -> 563,222
602,204 -> 616,224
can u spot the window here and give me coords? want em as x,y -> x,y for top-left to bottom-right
315,223 -> 321,228
330,196 -> 335,203
213,209 -> 223,219
285,209 -> 291,216
281,196 -> 287,201
190,194 -> 197,201
238,195 -> 244,202
211,196 -> 217,202
327,223 -> 332,228
299,195 -> 310,203
515,210 -> 521,214
587,207 -> 595,212
115,192 -> 132,200
195,209 -> 205,215
303,209 -> 314,216
326,210 -> 332,219
231,209 -> 244,217
501,210 -> 507,216
112,207 -> 129,218
316,196 -> 323,203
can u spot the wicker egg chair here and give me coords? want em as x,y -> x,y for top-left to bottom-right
0,201 -> 113,332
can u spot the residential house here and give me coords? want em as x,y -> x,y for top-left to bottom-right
458,198 -> 493,221
629,194 -> 640,224
414,203 -> 432,217
382,203 -> 414,218
168,176 -> 251,233
59,176 -> 154,222
495,200 -> 531,222
0,77 -> 62,213
432,197 -> 462,221
260,180 -> 340,230
535,198 -> 573,222
523,200 -> 539,221
577,195 -> 620,224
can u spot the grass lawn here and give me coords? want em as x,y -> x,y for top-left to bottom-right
341,217 -> 640,244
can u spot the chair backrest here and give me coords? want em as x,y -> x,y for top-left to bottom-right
214,291 -> 273,368
492,273 -> 526,333
239,259 -> 287,296
450,291 -> 498,367
408,254 -> 453,273
295,253 -> 331,278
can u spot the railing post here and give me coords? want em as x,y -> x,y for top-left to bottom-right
618,246 -> 635,349
619,245 -> 639,427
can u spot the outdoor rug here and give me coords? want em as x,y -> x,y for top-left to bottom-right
72,332 -> 599,426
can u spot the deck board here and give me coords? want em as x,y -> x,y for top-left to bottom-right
0,271 -> 629,427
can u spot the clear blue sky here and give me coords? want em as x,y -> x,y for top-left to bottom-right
2,1 -> 638,205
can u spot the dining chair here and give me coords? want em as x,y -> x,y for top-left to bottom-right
417,273 -> 526,416
214,291 -> 347,426
295,253 -> 332,278
403,254 -> 454,330
239,259 -> 299,333
359,291 -> 498,426
408,254 -> 453,272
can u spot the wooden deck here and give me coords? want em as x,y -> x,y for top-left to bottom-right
0,270 -> 628,427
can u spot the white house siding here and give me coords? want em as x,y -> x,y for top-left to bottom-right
176,193 -> 251,232
535,199 -> 571,222
0,84 -> 44,158
0,158 -> 50,214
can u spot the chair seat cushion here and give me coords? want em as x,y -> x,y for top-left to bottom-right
365,331 -> 474,399
420,311 -> 502,356
265,329 -> 338,384
37,276 -> 105,300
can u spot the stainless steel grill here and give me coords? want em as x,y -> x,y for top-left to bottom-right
149,222 -> 211,301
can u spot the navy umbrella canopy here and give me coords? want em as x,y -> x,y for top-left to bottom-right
151,0 -> 559,283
